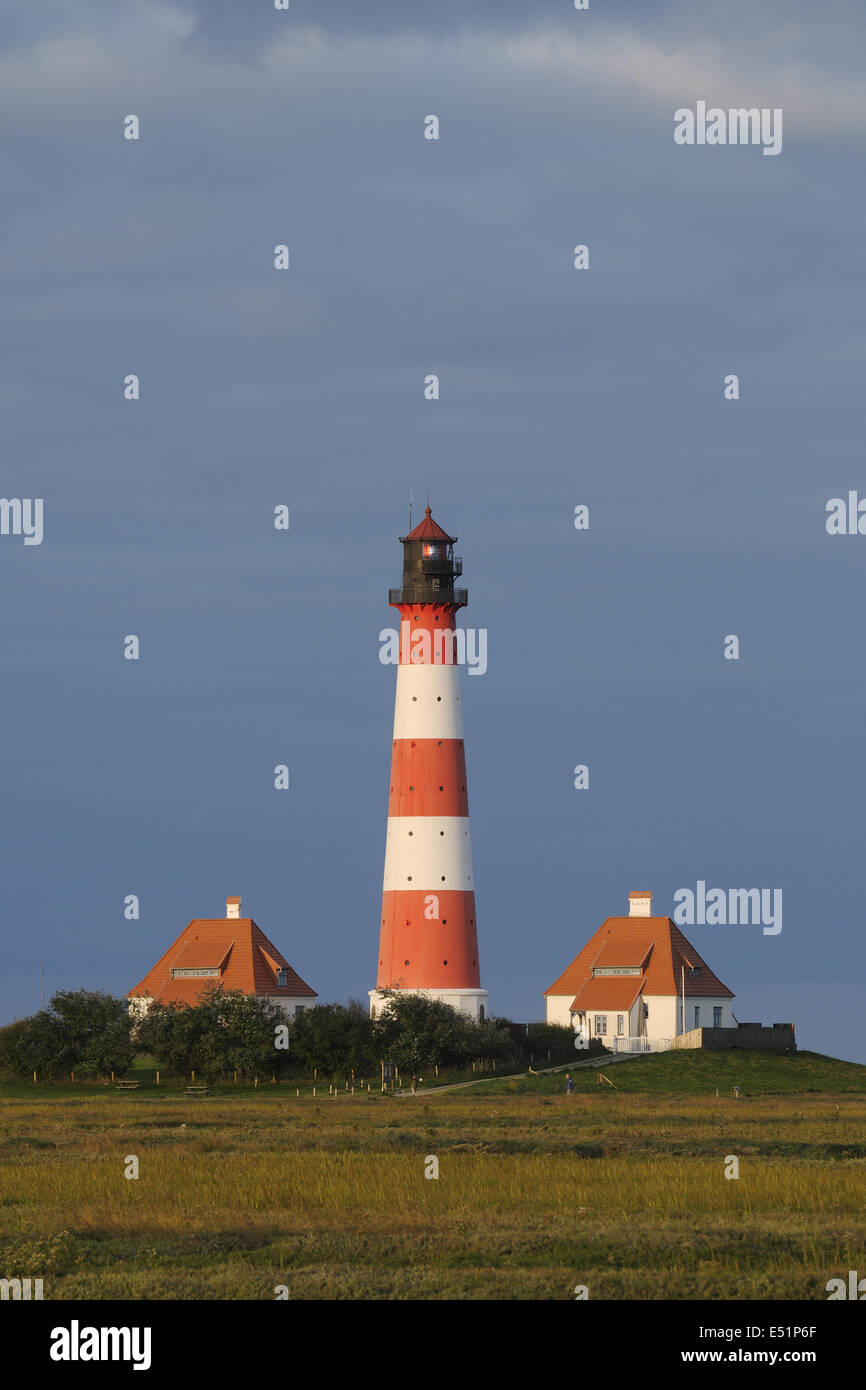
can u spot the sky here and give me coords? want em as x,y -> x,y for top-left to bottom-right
1,1 -> 865,1061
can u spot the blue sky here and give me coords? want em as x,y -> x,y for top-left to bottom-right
2,1 -> 864,1060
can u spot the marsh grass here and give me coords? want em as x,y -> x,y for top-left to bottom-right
1,1063 -> 864,1300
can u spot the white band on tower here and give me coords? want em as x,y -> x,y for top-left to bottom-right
392,663 -> 464,741
383,817 -> 474,892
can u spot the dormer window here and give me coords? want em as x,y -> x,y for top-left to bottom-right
276,968 -> 287,988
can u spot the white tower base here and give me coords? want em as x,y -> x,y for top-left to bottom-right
369,987 -> 489,1022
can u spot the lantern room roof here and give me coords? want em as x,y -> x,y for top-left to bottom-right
402,505 -> 456,544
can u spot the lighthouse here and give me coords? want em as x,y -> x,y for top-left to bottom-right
369,506 -> 488,1021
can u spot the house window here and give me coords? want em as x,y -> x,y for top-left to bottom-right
276,969 -> 287,988
294,1004 -> 305,1014
593,1015 -> 607,1037
616,1015 -> 624,1035
689,966 -> 701,978
693,1005 -> 701,1029
170,967 -> 219,979
713,1007 -> 722,1027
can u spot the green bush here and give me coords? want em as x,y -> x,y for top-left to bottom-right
497,1019 -> 600,1067
137,986 -> 292,1080
374,993 -> 520,1072
289,1000 -> 378,1076
0,1019 -> 31,1079
8,990 -> 135,1078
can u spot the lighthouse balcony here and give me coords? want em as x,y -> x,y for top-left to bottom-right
390,586 -> 468,606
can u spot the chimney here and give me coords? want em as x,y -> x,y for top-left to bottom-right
226,896 -> 241,919
628,891 -> 652,917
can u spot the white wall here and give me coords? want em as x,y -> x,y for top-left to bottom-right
580,1008 -> 637,1043
548,991 -> 736,1039
551,997 -> 643,1039
270,997 -> 315,1018
645,995 -> 735,1037
545,995 -> 574,1028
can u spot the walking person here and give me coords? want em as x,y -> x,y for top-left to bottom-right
565,1071 -> 574,1097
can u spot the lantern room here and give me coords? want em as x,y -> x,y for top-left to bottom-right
389,505 -> 467,608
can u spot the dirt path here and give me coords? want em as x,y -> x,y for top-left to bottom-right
395,1051 -> 640,1097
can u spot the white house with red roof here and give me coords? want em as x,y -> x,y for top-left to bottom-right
127,896 -> 317,1020
544,891 -> 736,1048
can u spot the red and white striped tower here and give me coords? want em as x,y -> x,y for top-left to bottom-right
370,506 -> 488,1020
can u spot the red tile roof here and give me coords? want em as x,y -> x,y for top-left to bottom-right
569,977 -> 644,1011
172,939 -> 235,970
128,916 -> 317,1007
586,940 -> 654,970
544,916 -> 734,1010
404,506 -> 456,543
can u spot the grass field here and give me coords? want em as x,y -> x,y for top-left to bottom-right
1,1051 -> 864,1300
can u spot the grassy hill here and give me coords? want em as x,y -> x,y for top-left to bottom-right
474,1049 -> 866,1097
